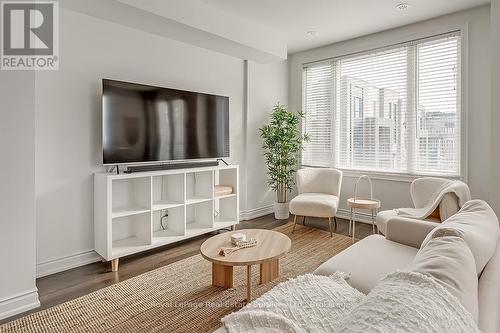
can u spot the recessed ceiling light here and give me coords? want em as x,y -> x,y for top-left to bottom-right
396,2 -> 410,10
306,30 -> 317,37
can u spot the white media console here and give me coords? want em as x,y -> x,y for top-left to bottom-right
94,164 -> 239,271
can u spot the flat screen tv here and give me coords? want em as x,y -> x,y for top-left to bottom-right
102,79 -> 230,165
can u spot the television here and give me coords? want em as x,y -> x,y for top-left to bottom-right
102,79 -> 230,165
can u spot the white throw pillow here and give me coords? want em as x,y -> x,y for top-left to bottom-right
407,234 -> 479,321
335,270 -> 479,333
421,200 -> 499,275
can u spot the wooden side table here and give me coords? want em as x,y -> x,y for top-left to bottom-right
347,198 -> 380,242
347,175 -> 381,242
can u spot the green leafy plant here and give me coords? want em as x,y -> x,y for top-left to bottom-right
260,103 -> 310,203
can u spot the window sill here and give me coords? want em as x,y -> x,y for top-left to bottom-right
301,165 -> 461,183
341,169 -> 419,183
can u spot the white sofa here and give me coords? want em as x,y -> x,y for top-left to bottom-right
216,200 -> 499,332
315,200 -> 500,333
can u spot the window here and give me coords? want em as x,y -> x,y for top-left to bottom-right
353,96 -> 363,118
302,32 -> 462,177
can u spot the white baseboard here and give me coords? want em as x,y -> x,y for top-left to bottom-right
239,204 -> 274,221
0,288 -> 40,320
36,250 -> 102,278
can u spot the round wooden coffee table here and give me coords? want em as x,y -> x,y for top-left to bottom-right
200,229 -> 291,302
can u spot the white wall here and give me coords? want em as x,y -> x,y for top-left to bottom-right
289,5 -> 492,218
34,8 -> 246,275
0,72 -> 40,319
244,60 -> 289,216
491,0 -> 500,214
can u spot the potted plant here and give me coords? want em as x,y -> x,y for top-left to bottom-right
260,103 -> 309,220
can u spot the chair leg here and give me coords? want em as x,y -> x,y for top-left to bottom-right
302,216 -> 306,226
292,215 -> 298,233
328,217 -> 333,237
333,216 -> 338,232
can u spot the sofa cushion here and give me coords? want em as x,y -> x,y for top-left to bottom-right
478,233 -> 500,333
289,193 -> 339,217
375,210 -> 397,235
376,209 -> 439,235
314,234 -> 417,294
407,234 -> 478,322
422,200 -> 499,275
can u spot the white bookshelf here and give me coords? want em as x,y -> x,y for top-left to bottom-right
94,164 -> 239,271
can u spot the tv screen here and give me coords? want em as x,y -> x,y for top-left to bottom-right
102,79 -> 230,165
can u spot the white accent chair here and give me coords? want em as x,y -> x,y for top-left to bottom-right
289,168 -> 343,237
376,177 -> 469,235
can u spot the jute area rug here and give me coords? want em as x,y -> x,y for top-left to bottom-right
1,223 -> 353,333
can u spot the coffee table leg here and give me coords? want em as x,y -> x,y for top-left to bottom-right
246,265 -> 252,302
260,259 -> 279,284
212,263 -> 233,288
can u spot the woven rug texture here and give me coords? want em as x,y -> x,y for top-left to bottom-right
0,223 -> 353,333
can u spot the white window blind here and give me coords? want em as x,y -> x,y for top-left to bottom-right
302,62 -> 334,167
415,37 -> 461,175
302,32 -> 461,177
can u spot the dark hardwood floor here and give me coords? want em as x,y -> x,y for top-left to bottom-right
1,214 -> 373,324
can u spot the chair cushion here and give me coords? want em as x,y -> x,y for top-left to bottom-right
289,193 -> 339,217
297,168 -> 342,197
376,209 -> 440,235
422,200 -> 499,276
314,234 -> 417,294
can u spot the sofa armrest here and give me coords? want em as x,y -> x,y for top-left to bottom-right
385,217 -> 439,249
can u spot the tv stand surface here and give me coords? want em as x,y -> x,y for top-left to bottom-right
94,164 -> 239,272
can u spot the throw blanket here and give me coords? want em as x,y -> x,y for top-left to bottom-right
221,271 -> 478,333
397,179 -> 470,220
221,273 -> 364,333
335,270 -> 479,333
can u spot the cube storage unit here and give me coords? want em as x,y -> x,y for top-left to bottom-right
94,165 -> 239,271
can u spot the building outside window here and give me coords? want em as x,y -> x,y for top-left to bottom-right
302,32 -> 461,177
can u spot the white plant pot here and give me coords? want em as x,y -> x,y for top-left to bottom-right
274,202 -> 290,220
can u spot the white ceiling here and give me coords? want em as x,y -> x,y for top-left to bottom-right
200,0 -> 490,53
80,0 -> 490,61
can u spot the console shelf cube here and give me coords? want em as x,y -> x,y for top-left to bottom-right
214,195 -> 238,227
186,200 -> 214,236
94,165 -> 239,270
152,174 -> 185,211
112,212 -> 152,258
111,177 -> 151,218
186,170 -> 214,204
152,206 -> 185,244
